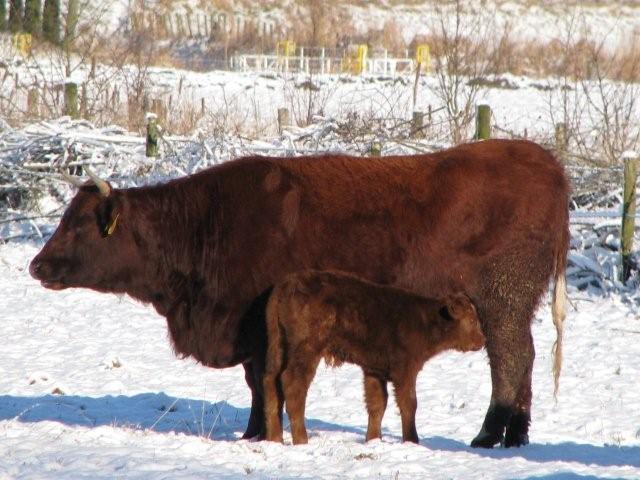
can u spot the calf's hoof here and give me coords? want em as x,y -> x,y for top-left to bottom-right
264,433 -> 284,444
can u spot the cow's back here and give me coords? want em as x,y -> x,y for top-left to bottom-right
238,140 -> 569,303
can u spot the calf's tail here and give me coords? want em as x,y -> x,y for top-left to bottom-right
265,288 -> 285,377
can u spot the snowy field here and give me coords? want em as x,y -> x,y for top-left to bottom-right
0,79 -> 638,480
2,1 -> 640,475
1,236 -> 640,479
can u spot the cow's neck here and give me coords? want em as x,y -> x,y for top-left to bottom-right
123,179 -> 225,312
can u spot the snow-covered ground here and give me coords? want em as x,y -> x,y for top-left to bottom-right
0,60 -> 638,480
1,238 -> 640,479
1,2 -> 639,474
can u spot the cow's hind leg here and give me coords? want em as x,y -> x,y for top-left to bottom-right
471,327 -> 534,449
504,331 -> 534,447
471,249 -> 549,449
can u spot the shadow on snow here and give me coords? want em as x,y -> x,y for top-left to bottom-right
0,392 -> 364,441
2,393 -> 637,471
423,436 -> 640,470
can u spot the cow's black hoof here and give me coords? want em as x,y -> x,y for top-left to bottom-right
470,429 -> 503,449
241,431 -> 267,441
503,432 -> 529,448
503,411 -> 530,447
241,425 -> 264,440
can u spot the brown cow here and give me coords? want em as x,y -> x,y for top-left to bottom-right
29,139 -> 569,447
263,270 -> 485,445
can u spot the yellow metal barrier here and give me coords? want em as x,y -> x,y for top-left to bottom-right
13,33 -> 32,57
276,40 -> 296,72
341,44 -> 368,75
276,40 -> 296,58
415,44 -> 430,72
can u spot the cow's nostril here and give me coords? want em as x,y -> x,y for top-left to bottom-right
29,259 -> 42,278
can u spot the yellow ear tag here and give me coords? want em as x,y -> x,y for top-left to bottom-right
105,213 -> 120,236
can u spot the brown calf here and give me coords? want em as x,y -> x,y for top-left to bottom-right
263,270 -> 485,445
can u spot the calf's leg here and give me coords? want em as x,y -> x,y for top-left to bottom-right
281,356 -> 320,445
363,372 -> 388,441
263,370 -> 285,442
393,372 -> 419,444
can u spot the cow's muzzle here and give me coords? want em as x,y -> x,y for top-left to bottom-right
29,257 -> 68,290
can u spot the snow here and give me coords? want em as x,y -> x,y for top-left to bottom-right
1,237 -> 640,478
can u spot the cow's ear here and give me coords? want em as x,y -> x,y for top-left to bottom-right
96,197 -> 121,238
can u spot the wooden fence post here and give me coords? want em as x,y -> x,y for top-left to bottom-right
621,152 -> 638,283
555,122 -> 567,163
64,82 -> 79,119
146,113 -> 159,157
80,83 -> 87,118
277,107 -> 290,134
151,98 -> 166,124
370,140 -> 382,157
27,88 -> 38,117
475,104 -> 491,140
412,111 -> 425,138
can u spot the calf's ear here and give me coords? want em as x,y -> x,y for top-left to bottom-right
442,294 -> 476,321
438,305 -> 455,321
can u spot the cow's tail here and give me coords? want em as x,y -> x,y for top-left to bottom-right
263,283 -> 287,441
551,228 -> 569,400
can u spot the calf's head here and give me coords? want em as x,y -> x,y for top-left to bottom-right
29,175 -> 138,293
440,295 -> 485,352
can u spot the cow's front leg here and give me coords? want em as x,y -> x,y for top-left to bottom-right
237,289 -> 272,440
242,360 -> 266,439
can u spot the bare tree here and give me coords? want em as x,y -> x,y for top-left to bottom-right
543,14 -> 590,161
578,38 -> 640,165
429,0 -> 496,144
283,73 -> 337,128
295,0 -> 339,47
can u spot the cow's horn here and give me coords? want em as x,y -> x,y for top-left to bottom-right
84,167 -> 111,197
61,170 -> 85,188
